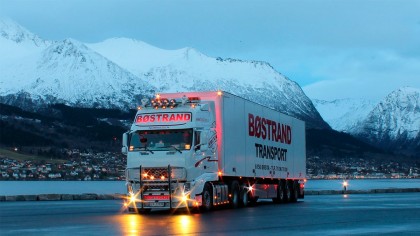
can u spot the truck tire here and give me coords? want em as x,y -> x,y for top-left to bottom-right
290,181 -> 298,202
230,181 -> 240,208
275,181 -> 285,203
283,180 -> 291,203
240,185 -> 249,207
201,183 -> 213,211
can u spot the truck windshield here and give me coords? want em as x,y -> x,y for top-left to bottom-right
129,129 -> 193,152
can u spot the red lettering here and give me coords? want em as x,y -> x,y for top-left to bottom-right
248,114 -> 255,136
247,113 -> 292,145
261,118 -> 267,140
176,114 -> 183,121
135,113 -> 191,124
277,123 -> 282,142
281,124 -> 287,144
272,121 -> 277,142
255,116 -> 261,138
266,119 -> 272,140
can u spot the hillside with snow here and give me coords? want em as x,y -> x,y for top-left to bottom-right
88,38 -> 325,127
356,87 -> 420,154
314,88 -> 419,155
312,98 -> 377,132
0,20 -> 328,128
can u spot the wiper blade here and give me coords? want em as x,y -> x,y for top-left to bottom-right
140,147 -> 154,154
168,145 -> 182,154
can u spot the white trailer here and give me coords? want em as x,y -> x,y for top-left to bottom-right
122,91 -> 306,212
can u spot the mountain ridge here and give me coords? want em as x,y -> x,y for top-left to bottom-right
314,87 -> 420,156
0,20 -> 328,129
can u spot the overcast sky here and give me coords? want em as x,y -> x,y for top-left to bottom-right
1,0 -> 419,101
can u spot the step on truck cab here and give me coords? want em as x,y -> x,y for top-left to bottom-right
122,91 -> 306,212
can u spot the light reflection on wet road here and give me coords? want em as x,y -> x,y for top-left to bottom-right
1,193 -> 420,235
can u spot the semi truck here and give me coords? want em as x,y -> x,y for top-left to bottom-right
122,91 -> 306,212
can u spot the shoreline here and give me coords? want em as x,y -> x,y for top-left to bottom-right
1,188 -> 419,202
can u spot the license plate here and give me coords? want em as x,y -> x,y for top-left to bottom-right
143,195 -> 170,200
147,202 -> 165,207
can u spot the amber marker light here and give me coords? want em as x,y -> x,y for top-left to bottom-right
217,91 -> 222,96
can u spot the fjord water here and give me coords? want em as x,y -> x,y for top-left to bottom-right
0,179 -> 419,195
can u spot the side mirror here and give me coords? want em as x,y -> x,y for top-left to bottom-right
122,132 -> 128,154
121,146 -> 128,155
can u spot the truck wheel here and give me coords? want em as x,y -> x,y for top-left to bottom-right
290,181 -> 298,202
283,180 -> 290,203
230,181 -> 240,208
240,185 -> 249,207
275,181 -> 285,203
201,183 -> 213,211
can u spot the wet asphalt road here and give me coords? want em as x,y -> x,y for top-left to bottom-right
1,193 -> 420,235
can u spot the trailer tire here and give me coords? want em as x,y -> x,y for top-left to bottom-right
240,185 -> 249,207
230,181 -> 240,209
291,181 -> 298,202
283,180 -> 290,203
201,183 -> 213,211
275,181 -> 285,203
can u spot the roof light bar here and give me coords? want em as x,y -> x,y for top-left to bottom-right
139,95 -> 202,109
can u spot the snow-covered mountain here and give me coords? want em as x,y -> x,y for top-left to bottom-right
0,20 -> 328,128
356,87 -> 420,154
314,87 -> 419,155
88,38 -> 327,127
312,98 -> 376,132
0,20 -> 153,109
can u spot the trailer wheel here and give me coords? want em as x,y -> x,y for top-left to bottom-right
290,181 -> 298,202
230,181 -> 240,208
240,185 -> 249,207
283,180 -> 291,203
274,181 -> 285,203
201,183 -> 213,211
